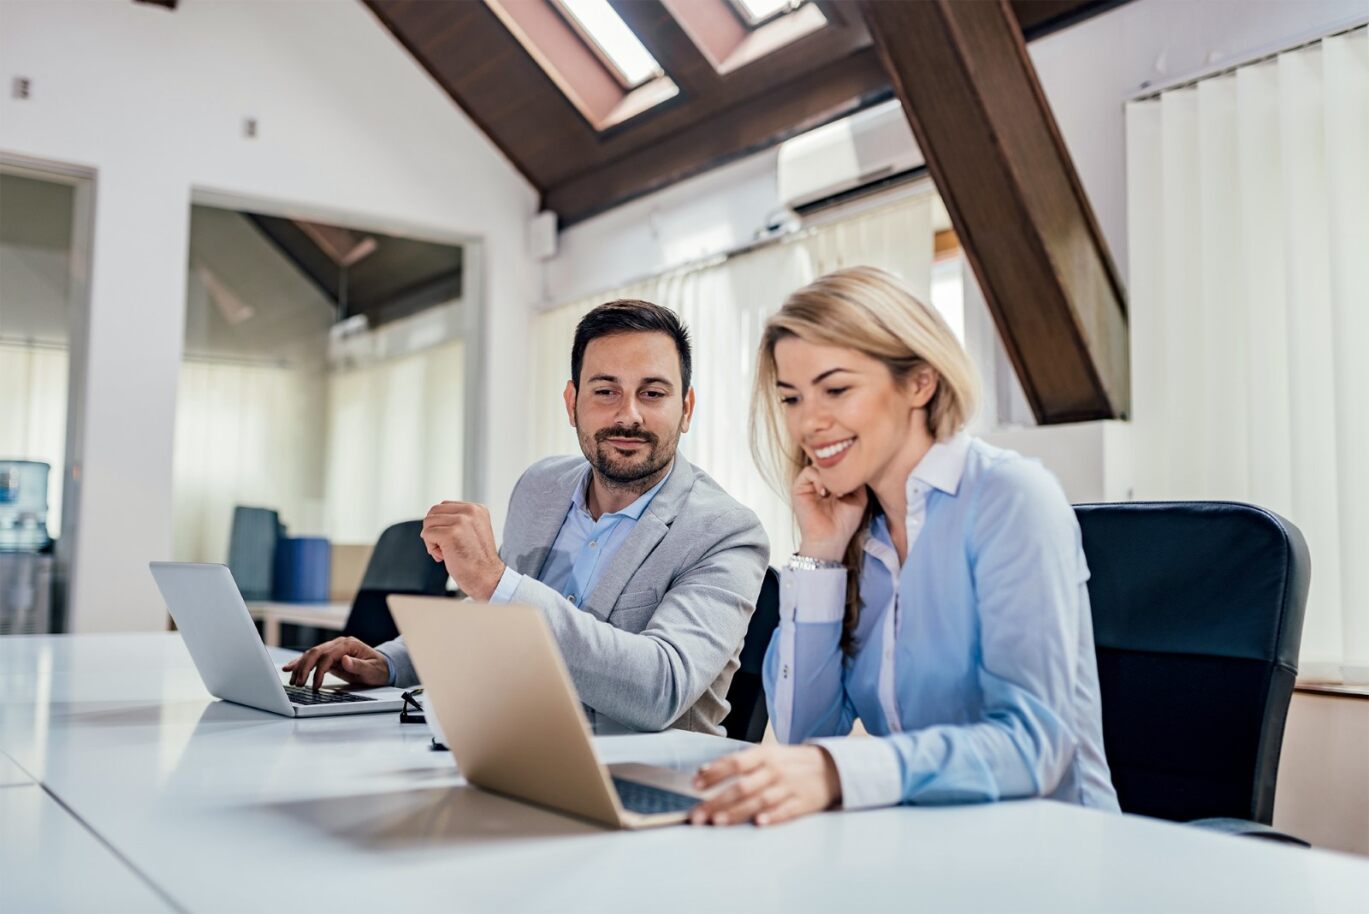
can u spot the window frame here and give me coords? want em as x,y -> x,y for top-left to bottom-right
548,0 -> 664,92
725,0 -> 807,30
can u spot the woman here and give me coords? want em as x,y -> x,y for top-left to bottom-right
691,266 -> 1118,826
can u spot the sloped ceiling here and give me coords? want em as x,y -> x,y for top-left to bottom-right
363,0 -> 1125,225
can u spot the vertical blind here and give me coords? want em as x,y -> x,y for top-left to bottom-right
531,192 -> 935,564
323,340 -> 464,544
172,339 -> 464,562
1126,27 -> 1369,682
172,359 -> 326,564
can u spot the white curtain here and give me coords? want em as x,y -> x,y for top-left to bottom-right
1126,28 -> 1369,682
172,339 -> 463,563
0,342 -> 68,538
531,192 -> 934,564
323,340 -> 465,544
172,359 -> 326,564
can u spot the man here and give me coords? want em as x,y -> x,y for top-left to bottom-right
285,300 -> 769,734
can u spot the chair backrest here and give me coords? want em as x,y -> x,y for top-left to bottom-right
342,520 -> 450,646
1075,501 -> 1310,824
226,506 -> 282,601
722,567 -> 780,743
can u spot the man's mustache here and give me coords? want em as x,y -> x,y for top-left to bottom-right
595,427 -> 658,446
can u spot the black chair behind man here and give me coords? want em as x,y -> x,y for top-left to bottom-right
1076,501 -> 1310,843
342,520 -> 451,646
722,567 -> 780,743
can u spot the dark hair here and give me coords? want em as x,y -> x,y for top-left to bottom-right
570,299 -> 693,393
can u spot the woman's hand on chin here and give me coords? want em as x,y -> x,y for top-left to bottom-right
792,465 -> 868,561
689,745 -> 842,827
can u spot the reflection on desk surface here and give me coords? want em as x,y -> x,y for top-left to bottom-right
262,783 -> 601,850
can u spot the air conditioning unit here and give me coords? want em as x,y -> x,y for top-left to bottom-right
776,99 -> 924,210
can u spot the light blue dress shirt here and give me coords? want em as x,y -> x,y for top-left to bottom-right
764,434 -> 1120,811
489,463 -> 673,607
383,464 -> 673,686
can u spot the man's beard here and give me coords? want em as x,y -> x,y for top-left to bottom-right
579,421 -> 678,490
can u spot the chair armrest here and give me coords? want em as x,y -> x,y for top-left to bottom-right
1188,817 -> 1310,847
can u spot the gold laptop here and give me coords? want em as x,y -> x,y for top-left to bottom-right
388,596 -> 706,829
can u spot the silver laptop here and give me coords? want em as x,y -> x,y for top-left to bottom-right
150,562 -> 404,717
389,595 -> 711,829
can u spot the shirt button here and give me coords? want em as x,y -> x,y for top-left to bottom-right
566,593 -> 576,603
589,540 -> 598,549
782,664 -> 790,678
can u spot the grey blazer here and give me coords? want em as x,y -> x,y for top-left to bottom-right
376,454 -> 769,735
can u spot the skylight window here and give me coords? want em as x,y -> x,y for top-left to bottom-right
555,0 -> 662,88
731,0 -> 806,28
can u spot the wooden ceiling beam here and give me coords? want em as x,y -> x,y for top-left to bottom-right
858,0 -> 1128,424
608,1 -> 721,98
546,46 -> 889,225
1009,0 -> 1130,40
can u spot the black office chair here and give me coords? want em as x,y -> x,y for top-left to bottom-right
341,520 -> 452,646
722,567 -> 780,743
1075,501 -> 1310,844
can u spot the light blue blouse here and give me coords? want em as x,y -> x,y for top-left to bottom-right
764,433 -> 1120,810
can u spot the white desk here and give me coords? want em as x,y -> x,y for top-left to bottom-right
245,600 -> 350,646
1,780 -> 177,912
0,749 -> 31,786
2,633 -> 1367,913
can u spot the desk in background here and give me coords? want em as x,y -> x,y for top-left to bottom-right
1,633 -> 1367,913
245,600 -> 351,646
234,540 -> 371,646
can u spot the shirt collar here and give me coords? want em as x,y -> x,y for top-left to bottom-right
907,431 -> 971,497
863,511 -> 899,569
572,461 -> 675,522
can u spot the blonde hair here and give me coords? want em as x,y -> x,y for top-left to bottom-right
750,266 -> 980,653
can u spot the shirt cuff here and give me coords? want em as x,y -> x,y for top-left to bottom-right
810,736 -> 904,811
780,566 -> 847,623
489,566 -> 524,604
376,650 -> 397,688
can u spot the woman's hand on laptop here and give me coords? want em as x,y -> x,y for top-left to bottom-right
282,637 -> 389,690
688,745 -> 841,827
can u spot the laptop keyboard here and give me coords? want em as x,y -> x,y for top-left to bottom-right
612,777 -> 698,816
284,684 -> 373,705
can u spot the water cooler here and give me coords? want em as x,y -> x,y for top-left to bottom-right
0,460 -> 55,635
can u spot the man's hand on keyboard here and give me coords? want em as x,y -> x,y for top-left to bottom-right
283,637 -> 389,690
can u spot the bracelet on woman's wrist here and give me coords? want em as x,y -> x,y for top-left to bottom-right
786,553 -> 846,572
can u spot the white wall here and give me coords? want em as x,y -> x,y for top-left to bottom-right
0,0 -> 539,632
1275,692 -> 1369,855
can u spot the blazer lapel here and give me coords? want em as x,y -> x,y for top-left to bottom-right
584,457 -> 696,617
506,461 -> 586,579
